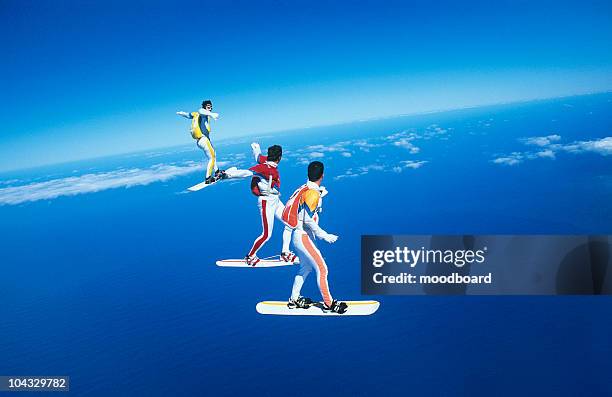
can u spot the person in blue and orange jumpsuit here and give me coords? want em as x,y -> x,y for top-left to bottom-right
282,161 -> 347,314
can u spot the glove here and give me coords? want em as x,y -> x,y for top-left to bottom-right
251,142 -> 261,154
210,112 -> 220,120
176,111 -> 188,117
322,233 -> 338,244
319,186 -> 329,198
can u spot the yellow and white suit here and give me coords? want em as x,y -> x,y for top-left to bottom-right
178,108 -> 219,179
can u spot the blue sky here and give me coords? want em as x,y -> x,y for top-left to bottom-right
1,0 -> 612,172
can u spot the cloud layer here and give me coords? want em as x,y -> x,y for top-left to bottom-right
286,125 -> 446,180
0,162 -> 202,205
493,135 -> 612,165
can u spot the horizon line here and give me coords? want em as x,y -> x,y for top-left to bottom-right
1,89 -> 610,175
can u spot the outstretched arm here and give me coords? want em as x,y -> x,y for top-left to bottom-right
176,111 -> 192,119
251,142 -> 262,162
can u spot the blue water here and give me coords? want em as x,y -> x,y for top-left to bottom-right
1,94 -> 611,395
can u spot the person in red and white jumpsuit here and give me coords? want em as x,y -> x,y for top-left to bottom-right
245,143 -> 296,266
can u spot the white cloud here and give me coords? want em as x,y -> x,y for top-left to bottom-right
359,164 -> 385,173
400,160 -> 428,169
493,135 -> 611,166
493,157 -> 521,166
289,142 -> 356,161
385,130 -> 420,141
0,162 -> 202,205
334,172 -> 359,180
562,137 -> 612,156
522,135 -> 561,147
492,153 -> 523,166
0,179 -> 21,186
305,144 -> 341,152
334,159 -> 427,179
334,164 -> 386,180
536,150 -> 556,159
392,138 -> 420,154
352,139 -> 385,152
424,124 -> 450,137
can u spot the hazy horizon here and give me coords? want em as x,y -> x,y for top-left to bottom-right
2,90 -> 610,174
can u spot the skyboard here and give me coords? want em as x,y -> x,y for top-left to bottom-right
187,167 -> 253,192
256,300 -> 380,316
216,256 -> 299,267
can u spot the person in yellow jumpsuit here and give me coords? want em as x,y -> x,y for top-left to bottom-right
177,100 -> 225,184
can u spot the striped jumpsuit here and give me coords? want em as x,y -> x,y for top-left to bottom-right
282,181 -> 335,307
